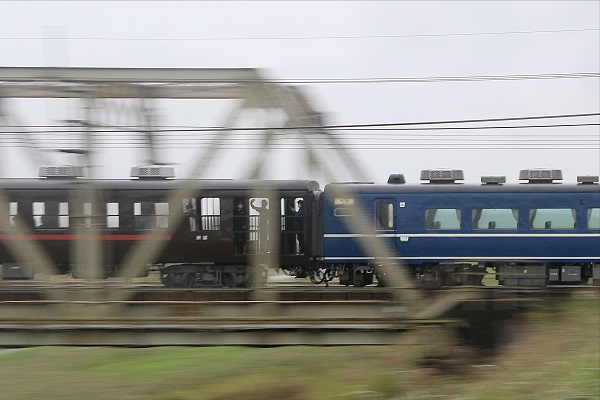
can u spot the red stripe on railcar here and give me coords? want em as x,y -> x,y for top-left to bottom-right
0,234 -> 172,241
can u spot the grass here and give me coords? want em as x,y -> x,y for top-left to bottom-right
0,296 -> 598,399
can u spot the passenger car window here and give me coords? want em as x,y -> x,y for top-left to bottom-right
134,202 -> 169,229
472,208 -> 518,230
425,208 -> 461,230
106,203 -> 120,228
7,202 -> 18,227
200,197 -> 220,231
588,208 -> 600,229
529,208 -> 575,229
33,201 -> 69,229
183,198 -> 198,232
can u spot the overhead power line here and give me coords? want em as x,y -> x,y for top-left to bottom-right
323,113 -> 600,129
1,28 -> 598,41
2,113 -> 598,133
2,122 -> 598,135
272,72 -> 600,84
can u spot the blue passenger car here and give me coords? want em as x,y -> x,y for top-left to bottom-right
321,169 -> 600,287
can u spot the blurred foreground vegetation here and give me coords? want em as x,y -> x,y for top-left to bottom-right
0,296 -> 598,400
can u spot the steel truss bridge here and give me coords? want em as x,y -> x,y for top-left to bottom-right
0,67 -> 555,346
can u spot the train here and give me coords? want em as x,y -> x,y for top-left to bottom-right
0,165 -> 598,288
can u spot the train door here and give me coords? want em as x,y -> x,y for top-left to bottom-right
372,198 -> 397,286
239,195 -> 306,256
375,199 -> 395,233
179,196 -> 222,259
232,197 -> 248,255
281,197 -> 305,255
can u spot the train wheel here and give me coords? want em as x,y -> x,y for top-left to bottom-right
161,274 -> 173,288
355,271 -> 365,287
324,269 -> 335,283
223,273 -> 235,288
184,273 -> 195,288
310,269 -> 325,284
172,273 -> 188,288
243,273 -> 255,288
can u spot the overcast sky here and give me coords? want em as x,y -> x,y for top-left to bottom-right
0,1 -> 598,185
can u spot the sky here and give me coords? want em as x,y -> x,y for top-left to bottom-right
0,1 -> 598,185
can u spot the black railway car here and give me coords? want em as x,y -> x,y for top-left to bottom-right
0,167 -> 320,287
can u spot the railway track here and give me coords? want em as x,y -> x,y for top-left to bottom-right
0,280 -> 596,301
0,282 -> 596,346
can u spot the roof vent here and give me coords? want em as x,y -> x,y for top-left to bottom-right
420,168 -> 464,184
387,174 -> 406,184
519,168 -> 562,183
130,165 -> 175,179
38,165 -> 84,179
577,175 -> 599,184
481,176 -> 506,185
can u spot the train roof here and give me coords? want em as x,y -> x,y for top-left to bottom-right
0,178 -> 321,192
323,181 -> 600,194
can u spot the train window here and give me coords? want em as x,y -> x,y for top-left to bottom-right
472,209 -> 518,230
0,202 -> 18,228
77,203 -> 118,228
82,203 -> 93,227
134,202 -> 169,229
249,198 -> 271,252
377,202 -> 394,230
82,203 -> 90,226
200,197 -> 220,231
529,208 -> 576,230
33,201 -> 69,229
8,202 -> 18,227
106,203 -> 119,228
183,198 -> 198,232
588,208 -> 600,229
281,197 -> 305,255
425,208 -> 461,230
155,203 -> 169,228
233,198 -> 248,254
334,208 -> 355,217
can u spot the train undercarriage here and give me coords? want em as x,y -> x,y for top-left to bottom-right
282,261 -> 599,288
159,263 -> 268,288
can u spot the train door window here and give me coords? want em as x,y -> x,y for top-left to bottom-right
200,197 -> 220,231
281,197 -> 304,255
529,208 -> 576,229
425,208 -> 461,230
183,198 -> 198,232
472,208 -> 518,230
587,208 -> 600,229
106,203 -> 119,228
33,201 -> 69,229
376,202 -> 394,230
134,202 -> 169,229
233,198 -> 248,254
249,197 -> 270,253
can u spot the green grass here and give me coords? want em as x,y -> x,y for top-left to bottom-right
0,297 -> 598,399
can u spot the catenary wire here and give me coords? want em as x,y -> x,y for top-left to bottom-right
1,28 -> 598,41
2,113 -> 598,133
